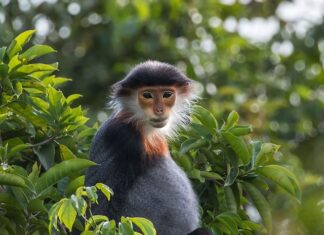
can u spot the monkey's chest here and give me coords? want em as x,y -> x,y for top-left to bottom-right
121,157 -> 199,235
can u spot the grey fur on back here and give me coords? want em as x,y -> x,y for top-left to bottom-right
121,156 -> 200,235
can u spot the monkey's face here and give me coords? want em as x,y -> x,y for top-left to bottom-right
137,86 -> 176,128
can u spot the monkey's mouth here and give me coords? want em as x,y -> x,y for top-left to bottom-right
150,118 -> 168,128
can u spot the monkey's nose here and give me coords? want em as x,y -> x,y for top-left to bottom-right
154,106 -> 164,115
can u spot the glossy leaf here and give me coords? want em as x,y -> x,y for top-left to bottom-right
222,131 -> 250,164
15,63 -> 57,74
71,194 -> 87,217
35,159 -> 96,194
96,183 -> 114,202
34,143 -> 55,170
85,215 -> 108,231
256,165 -> 301,201
66,94 -> 83,105
119,221 -> 134,235
216,212 -> 241,235
224,186 -> 237,212
251,141 -> 261,169
0,172 -> 27,187
229,125 -> 253,136
20,45 -> 56,61
193,105 -> 218,131
180,138 -> 208,155
6,30 -> 36,59
242,182 -> 272,234
58,199 -> 77,232
7,143 -> 31,158
59,144 -> 77,160
224,165 -> 239,186
129,217 -> 156,235
224,111 -> 239,130
65,176 -> 85,196
255,143 -> 280,166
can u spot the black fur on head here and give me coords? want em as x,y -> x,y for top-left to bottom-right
113,60 -> 192,97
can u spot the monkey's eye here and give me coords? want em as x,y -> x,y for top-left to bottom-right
142,92 -> 153,99
163,91 -> 173,98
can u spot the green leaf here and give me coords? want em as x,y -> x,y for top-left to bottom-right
10,102 -> 48,127
98,221 -> 116,235
65,176 -> 85,196
118,221 -> 134,235
32,96 -> 50,114
85,215 -> 108,231
6,30 -> 36,59
222,131 -> 250,164
193,105 -> 218,131
224,111 -> 239,130
66,94 -> 83,105
35,159 -> 96,194
49,200 -> 64,234
7,143 -> 31,158
48,86 -> 65,119
14,82 -> 23,97
20,45 -> 56,61
188,169 -> 205,182
180,138 -> 208,155
251,141 -> 261,169
28,198 -> 47,212
0,46 -> 6,61
224,186 -> 237,212
43,76 -> 72,87
58,199 -> 77,232
0,64 -> 9,79
241,220 -> 266,232
85,186 -> 98,203
8,55 -> 21,72
77,128 -> 96,140
224,165 -> 239,186
129,217 -> 156,235
199,171 -> 223,181
241,182 -> 272,234
70,194 -> 87,216
96,183 -> 114,202
216,212 -> 241,235
34,143 -> 55,170
229,125 -> 253,136
190,123 -> 211,136
15,63 -> 57,75
28,163 -> 41,182
0,172 -> 27,187
256,165 -> 301,201
255,143 -> 280,166
59,144 -> 77,160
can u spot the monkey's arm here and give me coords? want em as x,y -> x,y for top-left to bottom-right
85,119 -> 146,220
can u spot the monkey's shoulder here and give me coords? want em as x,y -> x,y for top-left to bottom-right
90,118 -> 142,155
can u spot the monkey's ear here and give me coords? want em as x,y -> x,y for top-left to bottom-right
187,228 -> 214,235
112,83 -> 133,97
176,81 -> 189,94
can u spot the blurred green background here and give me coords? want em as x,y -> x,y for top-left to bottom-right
1,0 -> 324,234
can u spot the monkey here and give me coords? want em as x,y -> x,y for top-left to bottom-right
85,61 -> 213,235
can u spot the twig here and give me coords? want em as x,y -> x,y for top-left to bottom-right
29,136 -> 57,148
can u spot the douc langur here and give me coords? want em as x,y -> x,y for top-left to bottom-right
85,61 -> 213,235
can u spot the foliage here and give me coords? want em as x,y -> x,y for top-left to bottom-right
49,184 -> 156,235
0,30 -> 301,235
171,106 -> 301,235
0,30 -> 157,235
0,30 -> 92,234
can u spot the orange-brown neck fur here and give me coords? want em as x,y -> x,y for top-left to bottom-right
142,134 -> 169,158
116,111 -> 169,157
